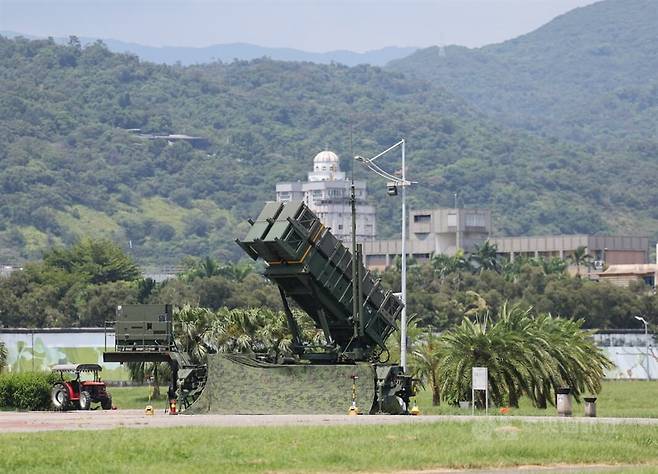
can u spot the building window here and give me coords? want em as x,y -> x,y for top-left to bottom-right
465,214 -> 485,227
338,224 -> 343,230
413,214 -> 431,223
447,213 -> 457,227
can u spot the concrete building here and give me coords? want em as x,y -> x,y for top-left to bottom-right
276,151 -> 376,242
363,207 -> 491,269
360,206 -> 650,272
490,235 -> 649,267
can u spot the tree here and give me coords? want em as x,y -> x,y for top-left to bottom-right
435,303 -> 612,408
127,361 -> 170,399
0,341 -> 7,372
568,246 -> 594,278
410,332 -> 443,405
42,238 -> 140,285
470,241 -> 500,273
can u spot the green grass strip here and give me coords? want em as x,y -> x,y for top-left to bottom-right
1,420 -> 656,473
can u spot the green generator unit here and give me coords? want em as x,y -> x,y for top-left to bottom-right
114,304 -> 174,351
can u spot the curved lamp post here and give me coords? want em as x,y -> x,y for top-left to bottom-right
355,139 -> 416,371
635,316 -> 651,380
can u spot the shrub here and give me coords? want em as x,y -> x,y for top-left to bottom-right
0,341 -> 7,372
0,372 -> 58,410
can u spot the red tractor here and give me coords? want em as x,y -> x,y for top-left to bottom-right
51,364 -> 113,411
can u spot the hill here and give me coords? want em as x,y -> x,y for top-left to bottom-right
388,0 -> 658,149
0,36 -> 656,265
0,32 -> 417,67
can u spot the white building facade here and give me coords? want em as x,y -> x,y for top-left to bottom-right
275,151 -> 376,242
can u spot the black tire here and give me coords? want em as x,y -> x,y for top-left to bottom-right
79,390 -> 92,410
101,395 -> 112,410
51,383 -> 70,411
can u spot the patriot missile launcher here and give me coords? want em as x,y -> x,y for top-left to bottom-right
229,200 -> 414,414
104,200 -> 413,414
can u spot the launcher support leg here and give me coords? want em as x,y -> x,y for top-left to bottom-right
308,283 -> 335,346
279,287 -> 304,354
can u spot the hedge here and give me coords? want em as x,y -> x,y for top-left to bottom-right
0,372 -> 58,411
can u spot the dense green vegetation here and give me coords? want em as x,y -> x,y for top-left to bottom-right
0,240 -> 279,327
389,0 -> 658,148
1,421 -> 657,473
412,303 -> 611,408
0,372 -> 57,410
1,33 -> 656,266
384,251 -> 658,331
1,240 -> 655,329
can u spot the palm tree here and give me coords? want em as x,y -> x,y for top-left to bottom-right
541,257 -> 568,276
470,241 -> 501,273
410,332 -> 443,405
435,302 -> 611,408
175,305 -> 216,364
127,361 -> 171,399
569,246 -> 593,278
218,261 -> 254,282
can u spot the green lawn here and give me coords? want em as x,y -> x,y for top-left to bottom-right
415,380 -> 658,418
109,380 -> 658,417
109,385 -> 170,410
1,421 -> 656,473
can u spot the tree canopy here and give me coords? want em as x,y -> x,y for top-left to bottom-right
1,34 -> 655,267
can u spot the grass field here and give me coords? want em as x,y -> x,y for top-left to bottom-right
415,380 -> 658,418
109,385 -> 170,410
0,420 -> 656,473
110,380 -> 658,418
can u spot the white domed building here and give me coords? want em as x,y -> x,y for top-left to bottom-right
308,150 -> 345,182
275,150 -> 376,242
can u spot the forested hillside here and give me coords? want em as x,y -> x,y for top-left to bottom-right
388,0 -> 658,150
1,35 -> 656,265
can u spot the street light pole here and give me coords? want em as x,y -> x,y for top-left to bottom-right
354,139 -> 415,371
400,139 -> 407,371
635,316 -> 650,380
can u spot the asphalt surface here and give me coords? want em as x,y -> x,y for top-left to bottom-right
0,409 -> 657,433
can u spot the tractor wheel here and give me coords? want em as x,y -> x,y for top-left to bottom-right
101,395 -> 112,410
79,391 -> 92,410
51,383 -> 70,411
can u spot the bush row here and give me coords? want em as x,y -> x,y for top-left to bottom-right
0,372 -> 58,410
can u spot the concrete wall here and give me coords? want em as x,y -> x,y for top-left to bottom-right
0,329 -> 128,380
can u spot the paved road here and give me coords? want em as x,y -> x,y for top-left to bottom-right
0,410 -> 656,433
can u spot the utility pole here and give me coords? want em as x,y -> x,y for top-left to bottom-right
354,139 -> 415,371
635,316 -> 651,380
400,139 -> 407,371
